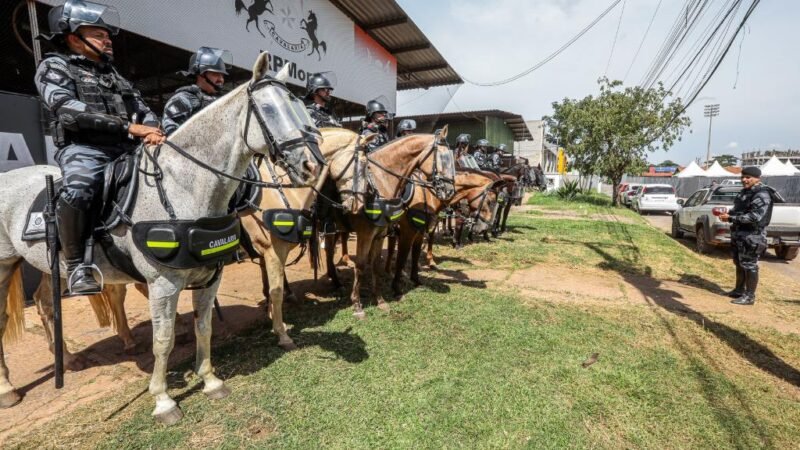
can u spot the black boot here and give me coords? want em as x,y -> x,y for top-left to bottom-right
731,270 -> 758,306
56,199 -> 101,296
726,266 -> 745,298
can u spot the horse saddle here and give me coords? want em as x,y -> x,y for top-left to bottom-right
22,149 -> 141,242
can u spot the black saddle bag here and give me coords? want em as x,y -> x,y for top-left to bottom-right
363,197 -> 405,227
132,213 -> 241,269
262,209 -> 313,244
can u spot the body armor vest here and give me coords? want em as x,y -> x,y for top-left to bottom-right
50,53 -> 136,147
307,103 -> 341,128
177,84 -> 219,114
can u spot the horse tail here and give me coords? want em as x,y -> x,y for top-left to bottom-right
235,0 -> 245,15
3,264 -> 25,345
87,287 -> 114,329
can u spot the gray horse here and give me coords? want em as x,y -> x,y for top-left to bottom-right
0,53 -> 322,425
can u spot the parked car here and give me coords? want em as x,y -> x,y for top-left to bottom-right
720,179 -> 742,186
632,184 -> 680,214
671,185 -> 800,260
621,184 -> 641,207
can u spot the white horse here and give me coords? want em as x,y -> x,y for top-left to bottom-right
0,52 -> 322,425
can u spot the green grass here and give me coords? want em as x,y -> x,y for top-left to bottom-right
8,203 -> 800,449
526,192 -> 639,219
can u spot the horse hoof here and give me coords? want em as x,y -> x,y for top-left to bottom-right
0,390 -> 22,408
353,310 -> 366,320
377,302 -> 391,313
154,406 -> 184,426
205,385 -> 231,400
279,341 -> 298,351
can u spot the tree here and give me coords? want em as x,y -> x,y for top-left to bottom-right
713,154 -> 739,167
543,79 -> 691,206
657,160 -> 678,167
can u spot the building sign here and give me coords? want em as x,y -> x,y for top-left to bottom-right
39,0 -> 398,110
0,92 -> 50,172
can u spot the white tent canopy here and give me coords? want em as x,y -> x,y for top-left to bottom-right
676,161 -> 707,178
785,160 -> 800,174
759,156 -> 797,176
705,161 -> 737,177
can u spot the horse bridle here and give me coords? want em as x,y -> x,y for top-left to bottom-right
467,183 -> 496,228
242,77 -> 326,175
365,134 -> 455,200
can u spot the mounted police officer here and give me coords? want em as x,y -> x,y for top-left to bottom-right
305,72 -> 341,128
490,144 -> 507,170
395,119 -> 416,138
162,47 -> 231,135
36,0 -> 164,295
472,139 -> 490,169
360,97 -> 391,152
719,167 -> 781,305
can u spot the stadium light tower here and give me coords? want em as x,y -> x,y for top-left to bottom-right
704,104 -> 720,169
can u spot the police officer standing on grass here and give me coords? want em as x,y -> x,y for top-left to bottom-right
473,138 -> 490,169
162,47 -> 231,135
305,72 -> 341,128
360,98 -> 391,152
36,0 -> 164,295
719,167 -> 782,306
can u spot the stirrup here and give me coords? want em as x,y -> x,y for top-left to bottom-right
64,263 -> 104,297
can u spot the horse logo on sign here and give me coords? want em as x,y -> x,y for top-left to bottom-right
234,0 -> 328,60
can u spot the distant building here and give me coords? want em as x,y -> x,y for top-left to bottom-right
388,109 -> 532,153
741,150 -> 800,166
514,120 -> 558,172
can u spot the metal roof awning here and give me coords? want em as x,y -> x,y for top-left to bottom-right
328,0 -> 462,90
395,109 -> 534,141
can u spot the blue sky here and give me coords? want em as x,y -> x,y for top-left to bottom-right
396,0 -> 800,166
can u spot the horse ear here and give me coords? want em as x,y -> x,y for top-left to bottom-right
275,63 -> 292,83
252,52 -> 270,81
440,124 -> 449,139
359,133 -> 378,148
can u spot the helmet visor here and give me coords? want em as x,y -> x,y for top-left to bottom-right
196,47 -> 232,74
64,0 -> 120,35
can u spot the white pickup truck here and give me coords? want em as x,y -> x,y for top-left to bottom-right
671,185 -> 800,260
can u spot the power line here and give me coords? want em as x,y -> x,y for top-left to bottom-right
604,0 -> 627,77
461,0 -> 624,87
623,0 -> 664,82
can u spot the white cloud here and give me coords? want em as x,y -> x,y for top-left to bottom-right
727,141 -> 739,149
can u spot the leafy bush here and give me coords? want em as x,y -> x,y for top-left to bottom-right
556,180 -> 583,200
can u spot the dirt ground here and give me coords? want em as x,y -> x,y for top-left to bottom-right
2,206 -> 799,443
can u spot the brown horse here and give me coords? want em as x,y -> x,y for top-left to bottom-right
238,128 -> 371,349
324,129 -> 455,318
386,171 -> 498,295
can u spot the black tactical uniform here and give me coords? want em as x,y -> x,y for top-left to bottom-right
490,144 -> 506,170
162,47 -> 230,135
305,72 -> 341,128
726,174 -> 779,305
473,139 -> 490,169
36,0 -> 158,294
454,134 -> 472,170
360,98 -> 391,152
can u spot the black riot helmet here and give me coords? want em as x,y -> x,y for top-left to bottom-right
396,119 -> 417,137
306,72 -> 337,101
476,138 -> 490,149
366,98 -> 389,118
456,134 -> 471,146
496,143 -> 508,153
45,0 -> 121,37
187,47 -> 231,76
41,0 -> 121,61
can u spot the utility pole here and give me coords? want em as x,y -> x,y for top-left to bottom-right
704,104 -> 720,168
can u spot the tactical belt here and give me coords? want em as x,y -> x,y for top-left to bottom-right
262,208 -> 313,244
132,213 -> 241,270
